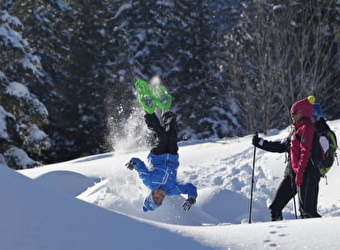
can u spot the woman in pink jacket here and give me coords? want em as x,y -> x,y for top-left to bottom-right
290,97 -> 321,218
253,97 -> 321,220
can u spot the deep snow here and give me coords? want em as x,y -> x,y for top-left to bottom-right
1,119 -> 340,249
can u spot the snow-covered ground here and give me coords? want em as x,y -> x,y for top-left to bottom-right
2,119 -> 340,249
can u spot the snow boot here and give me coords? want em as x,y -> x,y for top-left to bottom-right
300,213 -> 322,219
144,113 -> 165,137
161,111 -> 177,133
270,211 -> 283,221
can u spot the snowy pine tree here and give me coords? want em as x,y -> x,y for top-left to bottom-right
0,10 -> 50,169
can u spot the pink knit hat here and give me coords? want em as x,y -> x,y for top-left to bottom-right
290,96 -> 315,117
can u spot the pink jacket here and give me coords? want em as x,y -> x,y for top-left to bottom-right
290,119 -> 316,177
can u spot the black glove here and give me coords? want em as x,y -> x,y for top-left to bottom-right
125,160 -> 138,170
252,132 -> 261,147
182,197 -> 196,211
284,138 -> 291,152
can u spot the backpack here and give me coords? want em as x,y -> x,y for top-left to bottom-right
314,130 -> 338,176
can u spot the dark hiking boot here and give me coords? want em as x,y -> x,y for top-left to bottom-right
300,213 -> 322,219
144,113 -> 165,136
270,211 -> 283,221
161,111 -> 177,133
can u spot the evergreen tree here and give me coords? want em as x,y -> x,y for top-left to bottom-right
0,10 -> 50,169
10,0 -> 118,161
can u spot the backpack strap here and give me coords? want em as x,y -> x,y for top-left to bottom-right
328,130 -> 339,166
309,131 -> 326,175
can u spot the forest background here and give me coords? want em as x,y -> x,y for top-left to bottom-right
1,0 -> 340,169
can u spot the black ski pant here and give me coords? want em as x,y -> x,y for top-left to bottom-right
144,112 -> 178,155
269,166 -> 296,215
269,164 -> 321,218
298,168 -> 321,218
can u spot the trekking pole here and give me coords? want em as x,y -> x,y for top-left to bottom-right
291,181 -> 298,219
248,145 -> 257,224
292,195 -> 297,219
